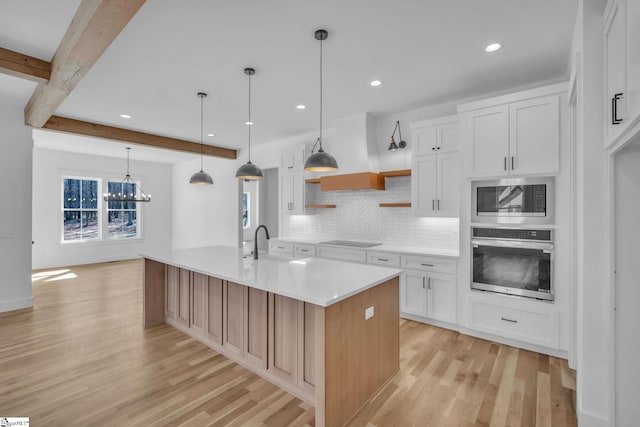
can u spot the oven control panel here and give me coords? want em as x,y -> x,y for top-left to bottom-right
472,227 -> 552,241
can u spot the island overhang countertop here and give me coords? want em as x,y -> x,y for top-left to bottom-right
142,245 -> 402,307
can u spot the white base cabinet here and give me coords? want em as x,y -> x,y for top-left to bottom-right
400,270 -> 428,318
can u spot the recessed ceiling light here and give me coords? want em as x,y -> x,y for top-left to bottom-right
245,121 -> 254,126
485,43 -> 502,53
119,114 -> 132,119
296,104 -> 306,110
207,133 -> 215,137
370,80 -> 382,87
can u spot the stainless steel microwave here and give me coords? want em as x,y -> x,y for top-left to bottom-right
471,177 -> 554,225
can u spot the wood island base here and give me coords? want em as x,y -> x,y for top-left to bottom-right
143,258 -> 400,427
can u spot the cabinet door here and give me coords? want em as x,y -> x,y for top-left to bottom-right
245,288 -> 268,369
280,172 -> 304,214
426,273 -> 456,324
205,277 -> 223,345
165,265 -> 178,319
280,173 -> 293,213
436,121 -> 459,153
413,125 -> 438,156
412,154 -> 437,217
436,152 -> 460,217
509,95 -> 560,175
627,0 -> 640,125
177,269 -> 190,327
223,281 -> 245,357
400,270 -> 428,317
466,105 -> 509,178
268,294 -> 298,384
190,272 -> 207,337
280,148 -> 304,171
605,0 -> 627,141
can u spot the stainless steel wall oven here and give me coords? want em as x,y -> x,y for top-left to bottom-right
471,227 -> 554,301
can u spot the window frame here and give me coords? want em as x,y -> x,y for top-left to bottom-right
105,179 -> 143,240
61,176 -> 102,243
242,191 -> 250,229
59,174 -> 144,244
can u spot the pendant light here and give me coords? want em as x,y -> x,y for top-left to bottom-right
189,92 -> 214,185
235,67 -> 264,180
388,120 -> 407,151
103,147 -> 151,202
304,29 -> 338,172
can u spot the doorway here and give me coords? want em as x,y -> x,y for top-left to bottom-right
241,167 -> 278,255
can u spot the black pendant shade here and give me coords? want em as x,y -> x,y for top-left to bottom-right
190,92 -> 214,185
304,29 -> 338,172
236,67 -> 263,180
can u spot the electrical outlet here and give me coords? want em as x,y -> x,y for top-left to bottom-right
365,306 -> 374,320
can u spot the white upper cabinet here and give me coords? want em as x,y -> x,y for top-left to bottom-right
509,96 -> 560,175
459,88 -> 561,178
604,0 -> 640,148
280,147 -> 305,171
411,116 -> 460,218
465,105 -> 510,178
279,146 -> 306,215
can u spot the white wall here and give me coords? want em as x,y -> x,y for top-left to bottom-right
32,148 -> 173,269
570,1 -> 611,425
0,89 -> 34,313
172,156 -> 241,249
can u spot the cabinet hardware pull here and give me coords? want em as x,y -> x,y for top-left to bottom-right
300,249 -> 309,252
437,200 -> 440,210
422,277 -> 426,289
421,263 -> 434,267
277,246 -> 285,249
432,200 -> 435,210
378,258 -> 389,262
437,146 -> 440,150
432,147 -> 436,151
427,277 -> 431,290
504,157 -> 507,171
511,156 -> 515,170
501,317 -> 518,323
612,93 -> 624,125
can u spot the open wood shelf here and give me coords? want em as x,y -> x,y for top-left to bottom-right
379,203 -> 411,208
305,178 -> 321,184
379,169 -> 411,178
305,204 -> 337,209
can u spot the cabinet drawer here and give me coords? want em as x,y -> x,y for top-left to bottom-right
468,296 -> 559,348
294,243 -> 317,258
400,255 -> 456,274
269,240 -> 294,258
316,246 -> 366,264
367,252 -> 401,267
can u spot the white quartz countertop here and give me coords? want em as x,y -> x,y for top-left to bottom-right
274,238 -> 459,258
142,245 -> 402,307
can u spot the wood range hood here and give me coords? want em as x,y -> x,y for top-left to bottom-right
319,172 -> 386,191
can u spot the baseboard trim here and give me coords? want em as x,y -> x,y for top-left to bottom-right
0,296 -> 33,313
33,255 -> 141,271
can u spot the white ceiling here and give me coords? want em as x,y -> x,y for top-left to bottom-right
2,0 -> 578,162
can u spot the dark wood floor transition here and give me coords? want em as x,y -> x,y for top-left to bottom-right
0,259 -> 576,426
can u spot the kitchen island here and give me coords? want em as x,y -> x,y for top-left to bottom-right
142,245 -> 402,427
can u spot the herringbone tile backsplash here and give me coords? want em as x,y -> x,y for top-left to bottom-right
285,177 -> 459,250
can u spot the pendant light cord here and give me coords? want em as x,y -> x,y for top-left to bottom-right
200,94 -> 204,171
248,71 -> 252,162
126,147 -> 131,177
319,36 -> 323,150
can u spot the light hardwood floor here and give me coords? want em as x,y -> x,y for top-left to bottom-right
0,259 -> 576,426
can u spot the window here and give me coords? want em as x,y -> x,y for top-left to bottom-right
61,177 -> 142,242
243,192 -> 250,229
63,178 -> 99,241
106,181 -> 139,239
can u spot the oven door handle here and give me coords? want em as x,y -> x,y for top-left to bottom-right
471,239 -> 553,251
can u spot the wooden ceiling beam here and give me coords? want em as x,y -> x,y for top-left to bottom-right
43,115 -> 237,159
25,0 -> 146,127
0,47 -> 51,83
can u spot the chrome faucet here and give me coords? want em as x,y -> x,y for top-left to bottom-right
254,225 -> 270,260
